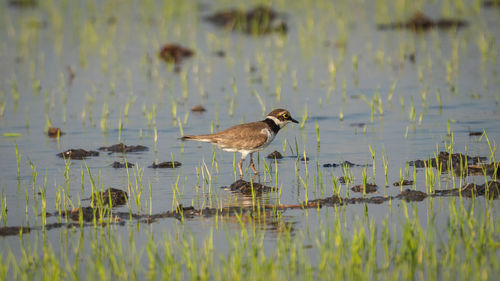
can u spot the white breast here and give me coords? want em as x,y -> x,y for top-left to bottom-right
259,128 -> 276,150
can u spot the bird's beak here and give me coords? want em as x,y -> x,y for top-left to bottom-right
291,117 -> 299,124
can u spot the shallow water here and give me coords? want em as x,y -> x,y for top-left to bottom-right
0,0 -> 499,278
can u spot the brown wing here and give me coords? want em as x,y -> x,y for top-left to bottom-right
212,122 -> 269,149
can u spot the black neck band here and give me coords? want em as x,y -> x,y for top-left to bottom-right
263,118 -> 280,134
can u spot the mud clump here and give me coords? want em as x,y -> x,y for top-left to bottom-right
91,188 -> 128,207
228,179 -> 276,195
0,226 -> 31,237
204,5 -> 287,35
47,127 -> 64,137
57,149 -> 99,160
409,151 -> 496,177
267,150 -> 283,159
149,161 -> 182,168
323,161 -> 369,168
468,162 -> 500,177
469,131 -> 482,136
99,143 -> 148,153
484,1 -> 500,7
111,161 -> 134,168
377,11 -> 468,31
397,189 -> 428,202
8,0 -> 37,8
393,179 -> 414,186
191,105 -> 206,112
159,44 -> 194,64
351,183 -> 377,193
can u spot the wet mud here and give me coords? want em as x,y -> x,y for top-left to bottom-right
323,161 -> 371,168
393,179 -> 414,186
351,183 -> 378,193
149,161 -> 182,168
8,0 -> 37,8
159,44 -> 194,65
57,149 -> 99,160
89,188 -> 128,207
226,179 -> 276,195
433,181 -> 500,199
396,189 -> 428,202
484,1 -> 500,7
47,127 -> 64,138
2,181 -> 498,237
111,161 -> 134,168
204,5 -> 287,35
267,150 -> 283,159
191,105 -> 206,112
98,143 -> 148,153
409,151 -> 498,177
377,11 -> 468,31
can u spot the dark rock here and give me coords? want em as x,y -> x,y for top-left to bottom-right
469,131 -> 482,136
351,183 -> 377,193
267,150 -> 283,159
323,163 -> 339,168
397,189 -> 428,202
98,143 -> 148,153
111,161 -> 134,168
149,161 -> 182,168
57,149 -> 99,160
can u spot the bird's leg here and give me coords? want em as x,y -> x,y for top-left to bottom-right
238,157 -> 244,178
249,153 -> 258,174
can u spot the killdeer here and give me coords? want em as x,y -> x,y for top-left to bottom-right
181,108 -> 298,177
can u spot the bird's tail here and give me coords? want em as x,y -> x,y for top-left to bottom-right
180,135 -> 214,142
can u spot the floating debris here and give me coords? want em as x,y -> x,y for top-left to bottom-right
159,44 -> 194,64
227,179 -> 276,195
191,105 -> 206,112
57,149 -> 99,160
47,127 -> 64,138
90,188 -> 128,207
111,161 -> 134,168
98,143 -> 148,153
204,5 -> 287,35
351,183 -> 378,193
377,11 -> 468,31
393,179 -> 414,186
267,150 -> 283,159
149,161 -> 182,168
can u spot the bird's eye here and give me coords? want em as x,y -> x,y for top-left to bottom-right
282,113 -> 288,119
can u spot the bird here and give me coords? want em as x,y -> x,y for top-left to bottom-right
181,108 -> 298,177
